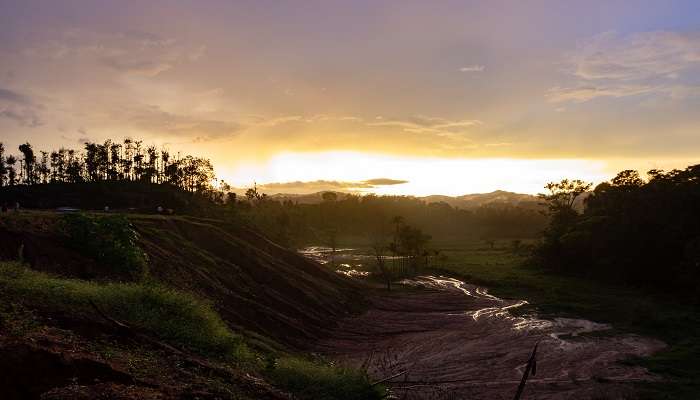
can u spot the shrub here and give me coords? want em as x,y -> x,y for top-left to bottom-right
268,357 -> 385,400
60,213 -> 148,280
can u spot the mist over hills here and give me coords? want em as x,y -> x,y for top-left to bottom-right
261,190 -> 540,209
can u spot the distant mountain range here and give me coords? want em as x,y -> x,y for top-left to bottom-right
265,190 -> 541,209
420,191 -> 540,208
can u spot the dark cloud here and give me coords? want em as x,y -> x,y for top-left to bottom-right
258,178 -> 409,193
123,104 -> 242,141
0,87 -> 43,127
363,178 -> 408,186
0,88 -> 31,105
0,108 -> 43,127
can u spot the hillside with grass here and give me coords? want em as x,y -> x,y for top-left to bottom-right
0,211 -> 383,399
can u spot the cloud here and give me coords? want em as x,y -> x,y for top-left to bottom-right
365,115 -> 482,146
188,45 -> 207,61
241,113 -> 486,156
254,115 -> 305,127
571,31 -> 700,81
0,108 -> 43,127
23,29 -> 202,77
250,114 -> 340,128
257,178 -> 409,193
101,58 -> 173,77
547,84 -> 656,103
553,31 -> 700,103
459,65 -> 485,72
253,114 -> 481,137
122,104 -> 241,141
120,30 -> 175,47
484,142 -> 513,147
0,87 -> 43,127
363,178 -> 408,186
0,88 -> 32,105
367,115 -> 481,137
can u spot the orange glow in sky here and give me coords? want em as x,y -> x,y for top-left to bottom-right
225,152 -> 609,195
2,2 -> 700,195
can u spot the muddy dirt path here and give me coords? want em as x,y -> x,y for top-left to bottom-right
316,275 -> 666,399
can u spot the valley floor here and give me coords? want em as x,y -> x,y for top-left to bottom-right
318,276 -> 665,399
302,240 -> 700,399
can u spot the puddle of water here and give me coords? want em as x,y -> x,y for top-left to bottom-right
300,246 -> 372,273
302,246 -> 619,342
336,269 -> 371,277
401,275 -> 614,342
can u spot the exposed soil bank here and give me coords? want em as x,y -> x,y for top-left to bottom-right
0,325 -> 290,400
0,214 -> 364,349
317,276 -> 666,400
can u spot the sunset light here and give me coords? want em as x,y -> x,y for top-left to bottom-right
2,3 -> 700,398
225,152 -> 613,195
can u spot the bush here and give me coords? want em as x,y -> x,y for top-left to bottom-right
0,262 -> 251,361
268,357 -> 385,400
60,213 -> 148,280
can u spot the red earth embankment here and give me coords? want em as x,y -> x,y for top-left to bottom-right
0,213 -> 364,349
317,276 -> 666,400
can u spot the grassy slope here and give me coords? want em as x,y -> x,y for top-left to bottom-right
0,261 -> 251,359
429,238 -> 700,399
0,261 -> 384,400
0,212 -> 385,399
0,212 -> 364,349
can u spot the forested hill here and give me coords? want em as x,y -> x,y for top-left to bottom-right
535,166 -> 700,299
266,190 -> 539,209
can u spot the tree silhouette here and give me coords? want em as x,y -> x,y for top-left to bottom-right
321,191 -> 338,202
245,183 -> 263,203
18,142 -> 37,185
0,138 -> 223,197
38,151 -> 49,183
5,155 -> 17,186
0,142 -> 6,186
538,179 -> 591,214
534,164 -> 700,299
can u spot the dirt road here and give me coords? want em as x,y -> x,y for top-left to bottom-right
317,276 -> 666,400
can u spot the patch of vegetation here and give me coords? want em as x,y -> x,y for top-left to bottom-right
0,300 -> 41,337
268,357 -> 385,400
0,261 -> 250,361
60,213 -> 148,280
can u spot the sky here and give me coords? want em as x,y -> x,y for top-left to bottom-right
1,0 -> 700,195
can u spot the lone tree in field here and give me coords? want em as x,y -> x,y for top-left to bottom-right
373,217 -> 432,291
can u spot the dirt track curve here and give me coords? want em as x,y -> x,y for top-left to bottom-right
317,276 -> 666,400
